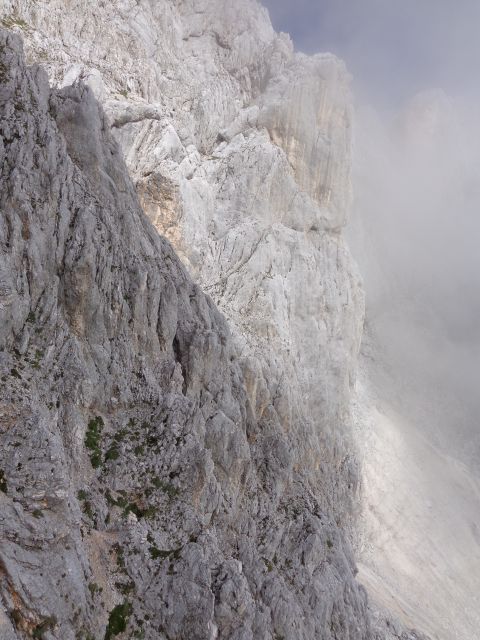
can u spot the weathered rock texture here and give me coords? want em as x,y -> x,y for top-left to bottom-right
0,27 -> 372,640
0,5 -> 365,530
0,2 -> 428,639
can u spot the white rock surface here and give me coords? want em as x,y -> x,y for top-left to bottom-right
1,0 -> 365,524
0,2 -> 435,639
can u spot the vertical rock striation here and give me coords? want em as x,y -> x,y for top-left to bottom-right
0,0 -> 365,526
0,26 -> 372,640
0,3 -> 427,639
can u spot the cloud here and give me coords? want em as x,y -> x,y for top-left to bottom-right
349,81 -> 480,465
262,0 -> 480,105
263,0 -> 480,465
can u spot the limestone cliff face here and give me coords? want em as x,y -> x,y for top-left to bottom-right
0,29 -> 372,640
0,3 -> 425,639
1,0 -> 364,524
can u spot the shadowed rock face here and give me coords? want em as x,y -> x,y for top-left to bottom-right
0,1 -> 432,637
2,0 -> 367,535
0,30 -> 377,640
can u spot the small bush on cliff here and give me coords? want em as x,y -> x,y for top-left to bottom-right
104,602 -> 132,639
85,416 -> 104,468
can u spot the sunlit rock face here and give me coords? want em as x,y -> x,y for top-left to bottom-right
2,0 -> 364,519
0,28 -> 371,640
0,2 -> 428,639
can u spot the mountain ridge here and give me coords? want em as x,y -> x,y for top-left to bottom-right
0,4 -> 428,638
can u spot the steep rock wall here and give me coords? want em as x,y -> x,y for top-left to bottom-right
0,29 -> 374,640
0,4 -> 364,533
0,3 -> 430,639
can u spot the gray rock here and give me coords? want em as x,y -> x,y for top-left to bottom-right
0,30 -> 376,640
0,0 -> 434,636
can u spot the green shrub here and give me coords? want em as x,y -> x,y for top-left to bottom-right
114,428 -> 128,443
82,501 -> 95,521
149,546 -> 182,561
151,477 -> 178,497
32,616 -> 56,639
149,546 -> 170,560
0,470 -> 6,494
115,580 -> 134,595
263,557 -> 274,572
85,416 -> 104,468
88,582 -> 102,597
104,602 -> 132,639
33,350 -> 44,369
105,446 -> 120,462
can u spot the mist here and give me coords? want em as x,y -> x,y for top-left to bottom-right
351,93 -> 480,466
263,0 -> 480,467
262,0 -> 480,106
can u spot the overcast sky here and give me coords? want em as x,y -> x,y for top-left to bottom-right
262,0 -> 480,106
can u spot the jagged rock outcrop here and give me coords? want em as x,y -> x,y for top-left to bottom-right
0,0 -> 365,531
0,28 -> 376,640
0,2 -> 431,639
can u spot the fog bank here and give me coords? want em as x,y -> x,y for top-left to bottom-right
264,0 -> 480,467
349,91 -> 480,467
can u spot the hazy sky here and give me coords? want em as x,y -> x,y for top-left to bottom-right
262,0 -> 480,106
